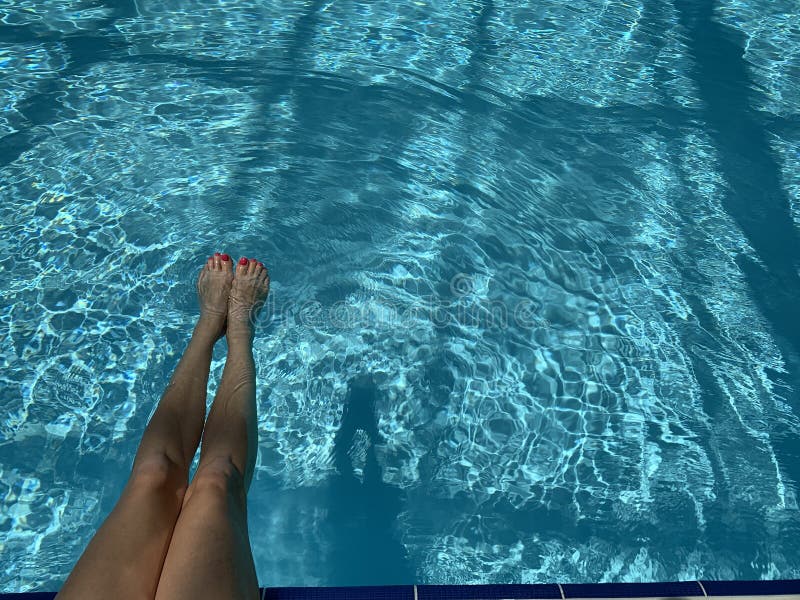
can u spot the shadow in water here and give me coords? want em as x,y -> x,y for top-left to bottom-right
673,0 -> 800,359
324,377 -> 414,585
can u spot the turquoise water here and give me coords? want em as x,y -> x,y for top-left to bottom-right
1,0 -> 800,592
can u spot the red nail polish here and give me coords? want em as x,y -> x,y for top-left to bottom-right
239,257 -> 248,266
214,252 -> 220,256
221,254 -> 230,261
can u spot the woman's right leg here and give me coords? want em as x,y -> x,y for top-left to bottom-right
155,258 -> 269,600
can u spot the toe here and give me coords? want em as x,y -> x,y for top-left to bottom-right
237,257 -> 249,274
213,254 -> 222,271
220,253 -> 232,271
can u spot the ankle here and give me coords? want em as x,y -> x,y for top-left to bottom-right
226,322 -> 254,344
193,318 -> 223,343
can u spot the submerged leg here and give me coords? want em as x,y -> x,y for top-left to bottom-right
57,254 -> 233,600
156,257 -> 269,600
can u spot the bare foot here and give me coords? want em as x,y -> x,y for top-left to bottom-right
196,253 -> 234,340
228,257 -> 270,338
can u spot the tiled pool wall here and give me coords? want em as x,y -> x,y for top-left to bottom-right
1,579 -> 799,599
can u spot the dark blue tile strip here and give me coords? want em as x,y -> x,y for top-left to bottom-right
418,583 -> 563,599
261,585 -> 414,600
562,581 -> 703,598
701,579 -> 800,596
4,580 -> 800,598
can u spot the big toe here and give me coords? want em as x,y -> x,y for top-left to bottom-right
220,253 -> 232,272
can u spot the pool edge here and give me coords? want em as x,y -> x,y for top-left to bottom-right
2,579 -> 799,599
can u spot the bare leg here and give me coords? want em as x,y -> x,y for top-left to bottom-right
57,254 -> 233,600
156,258 -> 269,600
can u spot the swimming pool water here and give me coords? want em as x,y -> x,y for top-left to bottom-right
1,0 -> 799,592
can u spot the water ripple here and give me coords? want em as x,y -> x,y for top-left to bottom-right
1,0 -> 799,590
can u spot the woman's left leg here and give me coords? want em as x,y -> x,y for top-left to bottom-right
57,254 -> 233,600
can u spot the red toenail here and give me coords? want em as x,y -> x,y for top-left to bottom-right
221,254 -> 229,261
239,257 -> 248,265
214,252 -> 220,256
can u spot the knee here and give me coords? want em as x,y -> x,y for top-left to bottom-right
185,456 -> 246,507
128,454 -> 188,501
